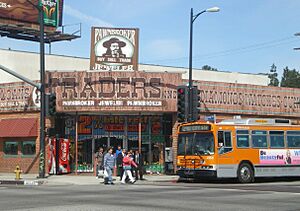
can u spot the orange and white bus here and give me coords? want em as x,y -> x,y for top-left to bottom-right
176,118 -> 300,183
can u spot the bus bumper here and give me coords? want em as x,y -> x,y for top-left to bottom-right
177,169 -> 217,178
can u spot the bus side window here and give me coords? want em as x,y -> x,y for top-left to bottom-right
252,130 -> 267,148
270,131 -> 284,148
218,131 -> 224,147
218,131 -> 232,154
287,131 -> 300,148
236,130 -> 250,148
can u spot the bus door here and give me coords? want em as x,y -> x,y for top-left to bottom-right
217,131 -> 235,178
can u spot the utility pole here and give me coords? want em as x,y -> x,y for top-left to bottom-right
26,0 -> 46,178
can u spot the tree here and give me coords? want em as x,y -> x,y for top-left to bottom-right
280,66 -> 300,88
202,65 -> 218,71
268,63 -> 279,86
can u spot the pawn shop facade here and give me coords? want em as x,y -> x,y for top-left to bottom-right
1,67 -> 300,174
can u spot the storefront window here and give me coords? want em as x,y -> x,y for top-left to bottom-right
22,141 -> 36,155
4,141 -> 18,155
64,114 -> 170,173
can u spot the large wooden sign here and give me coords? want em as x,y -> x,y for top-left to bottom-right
47,71 -> 181,113
90,27 -> 139,71
0,82 -> 40,113
197,81 -> 300,117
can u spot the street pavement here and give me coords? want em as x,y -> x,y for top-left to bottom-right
0,179 -> 300,211
0,173 -> 179,186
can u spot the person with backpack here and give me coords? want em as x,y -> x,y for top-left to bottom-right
121,151 -> 137,184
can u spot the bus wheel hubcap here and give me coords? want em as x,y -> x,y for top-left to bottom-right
241,167 -> 250,180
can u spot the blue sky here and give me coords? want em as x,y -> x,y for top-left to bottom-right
1,0 -> 300,78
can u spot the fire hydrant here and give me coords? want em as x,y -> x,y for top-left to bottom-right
14,165 -> 22,180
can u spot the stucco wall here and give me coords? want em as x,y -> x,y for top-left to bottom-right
0,49 -> 269,85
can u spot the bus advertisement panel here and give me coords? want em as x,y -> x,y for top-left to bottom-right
260,149 -> 300,165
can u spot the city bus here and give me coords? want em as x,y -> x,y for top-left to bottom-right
176,118 -> 300,183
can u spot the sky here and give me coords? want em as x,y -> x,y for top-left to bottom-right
1,0 -> 300,78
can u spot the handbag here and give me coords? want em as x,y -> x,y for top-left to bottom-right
103,169 -> 109,178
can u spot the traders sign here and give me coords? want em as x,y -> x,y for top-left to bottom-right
90,27 -> 139,71
47,71 -> 180,113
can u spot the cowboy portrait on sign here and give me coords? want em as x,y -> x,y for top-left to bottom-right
102,37 -> 127,58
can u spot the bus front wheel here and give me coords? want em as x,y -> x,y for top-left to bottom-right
237,163 -> 254,183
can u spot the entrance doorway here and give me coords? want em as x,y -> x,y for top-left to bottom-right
94,137 -> 123,152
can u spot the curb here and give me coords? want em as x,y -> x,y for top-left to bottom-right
0,180 -> 44,186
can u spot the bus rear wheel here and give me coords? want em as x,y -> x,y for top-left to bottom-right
237,163 -> 254,183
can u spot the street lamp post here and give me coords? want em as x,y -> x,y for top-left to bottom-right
188,7 -> 220,121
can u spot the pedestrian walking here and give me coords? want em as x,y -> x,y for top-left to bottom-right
103,147 -> 115,185
116,148 -> 126,180
115,145 -> 122,157
134,150 -> 144,180
95,147 -> 104,178
121,151 -> 137,184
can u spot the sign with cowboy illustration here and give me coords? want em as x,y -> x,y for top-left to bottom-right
90,27 -> 139,71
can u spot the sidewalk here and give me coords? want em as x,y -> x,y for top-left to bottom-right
0,173 -> 179,186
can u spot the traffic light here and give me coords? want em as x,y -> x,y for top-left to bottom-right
177,86 -> 188,122
46,93 -> 56,116
191,86 -> 200,121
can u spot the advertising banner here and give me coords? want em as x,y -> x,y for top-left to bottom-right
90,27 -> 139,71
47,138 -> 56,174
47,138 -> 70,174
58,138 -> 70,174
0,0 -> 63,27
259,149 -> 300,165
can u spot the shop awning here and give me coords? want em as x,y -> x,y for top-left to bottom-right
0,118 -> 38,137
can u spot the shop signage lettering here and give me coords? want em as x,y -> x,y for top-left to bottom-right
0,87 -> 31,101
200,90 -> 300,110
0,84 -> 39,112
61,100 -> 162,107
50,76 -> 177,100
104,124 -> 146,132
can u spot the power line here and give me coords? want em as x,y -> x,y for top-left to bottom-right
142,36 -> 299,64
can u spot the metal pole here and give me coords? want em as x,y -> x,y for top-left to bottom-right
138,115 -> 142,154
75,114 -> 78,175
0,65 -> 40,89
38,4 -> 46,178
188,8 -> 194,122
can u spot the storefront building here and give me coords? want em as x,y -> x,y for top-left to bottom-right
1,66 -> 300,174
46,70 -> 180,173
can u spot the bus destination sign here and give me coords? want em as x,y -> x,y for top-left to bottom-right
179,124 -> 211,132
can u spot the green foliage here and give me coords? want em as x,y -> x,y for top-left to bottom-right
280,66 -> 300,88
202,65 -> 218,71
268,63 -> 279,86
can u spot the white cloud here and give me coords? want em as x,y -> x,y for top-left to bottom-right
64,4 -> 113,27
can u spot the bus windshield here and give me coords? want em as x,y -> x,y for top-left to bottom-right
178,132 -> 214,156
